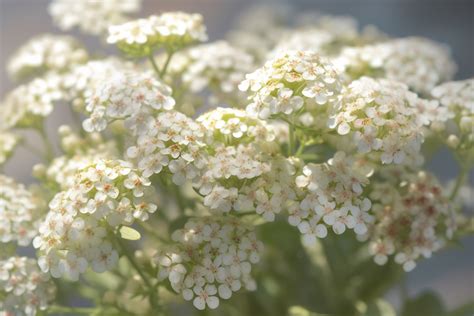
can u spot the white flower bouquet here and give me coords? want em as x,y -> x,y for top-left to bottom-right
0,1 -> 472,315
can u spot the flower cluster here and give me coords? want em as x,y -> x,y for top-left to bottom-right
0,256 -> 56,316
107,12 -> 207,56
431,79 -> 474,149
33,159 -> 157,280
49,0 -> 142,35
197,107 -> 275,146
0,74 -> 63,129
0,130 -> 19,165
293,152 -> 373,244
0,175 -> 43,246
62,58 -> 135,112
199,145 -> 271,214
126,111 -> 207,183
7,34 -> 88,81
335,37 -> 456,94
328,77 -> 426,165
239,50 -> 342,120
83,71 -> 175,133
168,41 -> 255,107
155,217 -> 263,310
367,170 -> 455,271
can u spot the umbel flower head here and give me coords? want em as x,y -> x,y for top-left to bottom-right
83,71 -> 175,134
239,50 -> 342,120
328,77 -> 426,165
367,169 -> 455,271
126,110 -> 208,183
293,152 -> 373,244
155,216 -> 263,310
335,37 -> 457,94
0,74 -> 63,129
107,12 -> 208,57
164,41 -> 255,108
49,0 -> 142,35
430,78 -> 474,150
197,107 -> 276,147
33,159 -> 158,280
61,57 -> 136,113
7,34 -> 88,82
0,256 -> 56,316
0,175 -> 44,246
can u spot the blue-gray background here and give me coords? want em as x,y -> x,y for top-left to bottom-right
0,0 -> 472,311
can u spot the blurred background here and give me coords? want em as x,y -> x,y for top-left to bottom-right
1,0 -> 473,312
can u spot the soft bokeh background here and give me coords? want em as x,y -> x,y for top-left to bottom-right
1,0 -> 473,311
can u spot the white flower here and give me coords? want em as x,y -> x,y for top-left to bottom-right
240,50 -> 342,120
293,152 -> 372,240
34,159 -> 158,280
367,170 -> 455,270
83,71 -> 175,133
107,12 -> 207,55
335,37 -> 456,94
0,74 -> 63,129
7,34 -> 88,81
328,77 -> 425,165
197,107 -> 275,146
0,257 -> 56,316
49,0 -> 141,35
155,217 -> 262,310
193,285 -> 219,310
0,175 -> 43,246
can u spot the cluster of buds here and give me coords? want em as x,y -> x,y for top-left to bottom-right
155,217 -> 263,310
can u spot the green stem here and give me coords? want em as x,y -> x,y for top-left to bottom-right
113,234 -> 161,312
148,53 -> 161,78
449,167 -> 468,201
36,123 -> 54,162
288,118 -> 296,157
159,50 -> 174,79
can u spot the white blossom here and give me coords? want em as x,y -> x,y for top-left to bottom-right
49,0 -> 141,35
155,217 -> 263,310
7,34 -> 88,81
239,50 -> 342,121
0,257 -> 55,316
33,159 -> 158,280
0,175 -> 43,246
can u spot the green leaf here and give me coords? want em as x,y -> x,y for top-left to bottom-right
358,299 -> 396,316
401,291 -> 446,316
119,226 -> 141,241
